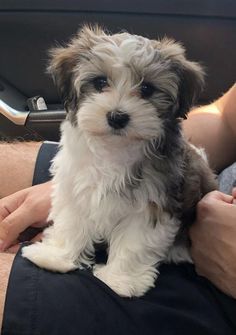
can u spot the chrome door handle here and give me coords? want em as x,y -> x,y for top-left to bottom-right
0,99 -> 29,125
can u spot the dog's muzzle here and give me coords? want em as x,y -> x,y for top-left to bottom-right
106,111 -> 130,130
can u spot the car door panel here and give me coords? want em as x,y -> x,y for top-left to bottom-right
0,0 -> 235,140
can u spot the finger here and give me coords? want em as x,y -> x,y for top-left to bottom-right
6,231 -> 43,254
221,193 -> 234,203
5,243 -> 21,254
0,190 -> 26,222
207,190 -> 233,204
0,204 -> 10,222
232,187 -> 236,201
1,238 -> 18,253
216,192 -> 233,203
18,227 -> 43,242
0,205 -> 35,251
31,232 -> 43,243
31,220 -> 52,228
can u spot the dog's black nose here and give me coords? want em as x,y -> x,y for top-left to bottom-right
106,111 -> 130,129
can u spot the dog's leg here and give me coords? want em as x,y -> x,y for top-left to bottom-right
94,211 -> 180,297
22,205 -> 94,272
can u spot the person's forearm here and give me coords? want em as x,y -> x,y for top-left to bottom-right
183,84 -> 236,172
0,141 -> 42,198
0,253 -> 15,330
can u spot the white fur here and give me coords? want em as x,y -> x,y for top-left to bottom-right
23,121 -> 180,297
22,30 -> 203,297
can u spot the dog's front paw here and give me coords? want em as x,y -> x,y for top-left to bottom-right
22,243 -> 78,273
93,265 -> 157,297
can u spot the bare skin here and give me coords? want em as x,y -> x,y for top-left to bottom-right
0,253 -> 14,329
190,190 -> 236,298
0,182 -> 52,252
0,141 -> 42,198
184,84 -> 236,298
0,142 -> 44,330
0,84 -> 236,330
183,84 -> 236,172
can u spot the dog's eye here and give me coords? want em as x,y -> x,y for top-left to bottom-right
140,82 -> 155,99
93,76 -> 108,92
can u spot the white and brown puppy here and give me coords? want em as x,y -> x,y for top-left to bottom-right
23,26 -> 217,297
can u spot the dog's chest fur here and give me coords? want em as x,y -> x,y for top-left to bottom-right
51,121 -> 184,242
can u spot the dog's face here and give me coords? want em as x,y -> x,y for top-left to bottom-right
49,26 -> 204,144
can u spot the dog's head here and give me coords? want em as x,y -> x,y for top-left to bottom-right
49,26 -> 204,143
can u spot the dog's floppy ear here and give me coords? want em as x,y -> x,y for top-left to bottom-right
48,25 -> 105,113
156,38 -> 205,119
176,59 -> 205,119
48,45 -> 79,113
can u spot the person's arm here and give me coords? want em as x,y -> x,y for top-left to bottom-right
183,84 -> 236,172
0,141 -> 42,198
0,141 -> 51,251
186,84 -> 236,298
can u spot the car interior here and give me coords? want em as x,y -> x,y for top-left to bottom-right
0,0 -> 235,142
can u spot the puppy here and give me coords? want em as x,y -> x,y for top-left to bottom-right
23,26 -> 217,297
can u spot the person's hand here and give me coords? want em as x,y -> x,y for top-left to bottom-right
189,190 -> 236,298
0,181 -> 52,253
232,187 -> 236,205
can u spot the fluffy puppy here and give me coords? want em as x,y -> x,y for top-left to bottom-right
23,26 -> 217,297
